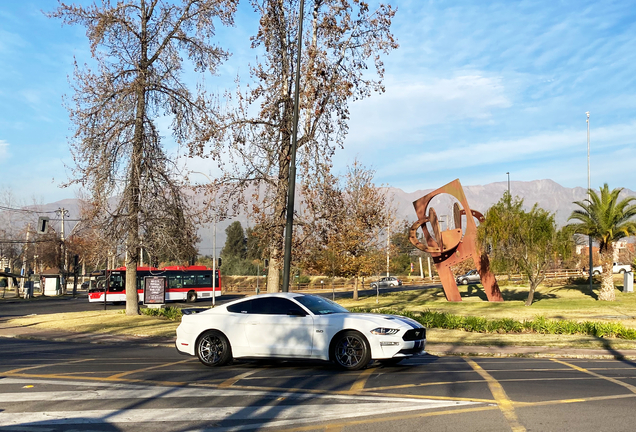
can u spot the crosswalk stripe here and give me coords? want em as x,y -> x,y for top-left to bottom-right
0,377 -> 478,430
0,401 -> 474,428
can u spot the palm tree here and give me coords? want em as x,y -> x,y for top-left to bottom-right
568,184 -> 636,301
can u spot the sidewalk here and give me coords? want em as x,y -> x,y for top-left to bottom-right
2,318 -> 636,360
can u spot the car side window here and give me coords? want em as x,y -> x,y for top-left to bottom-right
227,299 -> 253,314
251,297 -> 299,315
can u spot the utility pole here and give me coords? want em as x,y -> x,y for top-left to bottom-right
56,208 -> 69,294
506,172 -> 510,196
386,214 -> 390,277
20,224 -> 31,297
587,112 -> 593,295
190,171 -> 218,305
282,0 -> 306,293
212,211 -> 216,307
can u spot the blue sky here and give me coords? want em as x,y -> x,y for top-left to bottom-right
1,0 -> 636,205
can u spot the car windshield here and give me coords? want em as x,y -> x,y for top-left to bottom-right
295,295 -> 349,315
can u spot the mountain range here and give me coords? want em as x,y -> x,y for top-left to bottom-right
32,179 -> 636,257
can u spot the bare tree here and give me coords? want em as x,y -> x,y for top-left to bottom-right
50,0 -> 236,314
197,0 -> 398,291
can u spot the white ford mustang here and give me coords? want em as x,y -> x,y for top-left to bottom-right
175,292 -> 426,370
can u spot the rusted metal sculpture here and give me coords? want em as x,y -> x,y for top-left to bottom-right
409,179 -> 503,302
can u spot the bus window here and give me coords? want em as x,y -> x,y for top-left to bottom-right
109,274 -> 125,292
183,274 -> 197,287
168,275 -> 182,289
197,274 -> 211,286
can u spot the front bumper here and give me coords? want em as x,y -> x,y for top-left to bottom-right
371,327 -> 426,359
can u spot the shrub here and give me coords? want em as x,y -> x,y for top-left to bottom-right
141,306 -> 182,321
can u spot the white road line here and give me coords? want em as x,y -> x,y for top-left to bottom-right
0,377 -> 478,430
0,401 -> 475,428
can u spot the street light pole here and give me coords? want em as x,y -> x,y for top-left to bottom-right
506,172 -> 510,196
56,208 -> 69,294
586,112 -> 593,295
190,171 -> 217,306
282,0 -> 305,293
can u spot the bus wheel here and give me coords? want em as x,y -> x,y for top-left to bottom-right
187,290 -> 197,303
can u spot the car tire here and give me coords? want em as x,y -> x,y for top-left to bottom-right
619,269 -> 626,274
593,271 -> 600,276
370,284 -> 377,289
461,279 -> 468,285
378,357 -> 404,366
187,290 -> 197,303
196,330 -> 233,367
330,330 -> 371,371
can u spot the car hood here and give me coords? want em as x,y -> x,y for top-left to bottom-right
348,313 -> 423,329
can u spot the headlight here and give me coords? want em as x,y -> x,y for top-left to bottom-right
370,327 -> 399,335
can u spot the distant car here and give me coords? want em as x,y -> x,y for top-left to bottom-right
456,269 -> 481,285
369,276 -> 402,289
176,293 -> 426,370
592,263 -> 631,275
81,281 -> 90,290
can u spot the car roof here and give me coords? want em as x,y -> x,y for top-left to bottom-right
221,292 -> 310,307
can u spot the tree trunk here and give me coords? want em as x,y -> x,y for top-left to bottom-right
125,30 -> 147,315
525,282 -> 537,306
598,246 -> 615,301
267,254 -> 280,292
353,275 -> 359,301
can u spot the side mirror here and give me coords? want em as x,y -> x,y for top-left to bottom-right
288,309 -> 307,317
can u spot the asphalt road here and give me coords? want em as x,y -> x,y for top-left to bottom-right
0,284 -> 438,317
1,338 -> 636,431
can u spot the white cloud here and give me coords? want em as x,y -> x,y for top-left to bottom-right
375,120 -> 636,193
345,73 -> 511,148
0,139 -> 9,161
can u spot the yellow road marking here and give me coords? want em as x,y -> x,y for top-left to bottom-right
362,375 -> 600,393
219,369 -> 261,388
348,368 -> 375,393
4,358 -> 95,374
361,390 -> 494,403
1,371 -> 188,387
515,393 -> 636,408
108,359 -> 193,379
363,379 -> 486,392
465,358 -> 526,432
551,359 -> 636,393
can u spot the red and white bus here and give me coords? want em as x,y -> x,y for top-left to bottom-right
88,265 -> 221,303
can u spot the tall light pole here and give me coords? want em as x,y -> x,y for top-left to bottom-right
55,207 -> 69,294
282,0 -> 305,293
386,213 -> 390,277
506,172 -> 510,196
586,112 -> 593,294
191,171 -> 217,306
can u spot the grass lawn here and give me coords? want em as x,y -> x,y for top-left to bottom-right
338,278 -> 636,329
8,310 -> 179,338
6,278 -> 636,351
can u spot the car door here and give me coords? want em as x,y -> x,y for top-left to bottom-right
243,297 -> 314,357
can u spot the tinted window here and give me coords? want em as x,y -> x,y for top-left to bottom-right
109,274 -> 125,292
251,297 -> 299,315
227,299 -> 253,314
168,275 -> 182,288
197,274 -> 211,286
183,274 -> 197,287
295,295 -> 349,315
